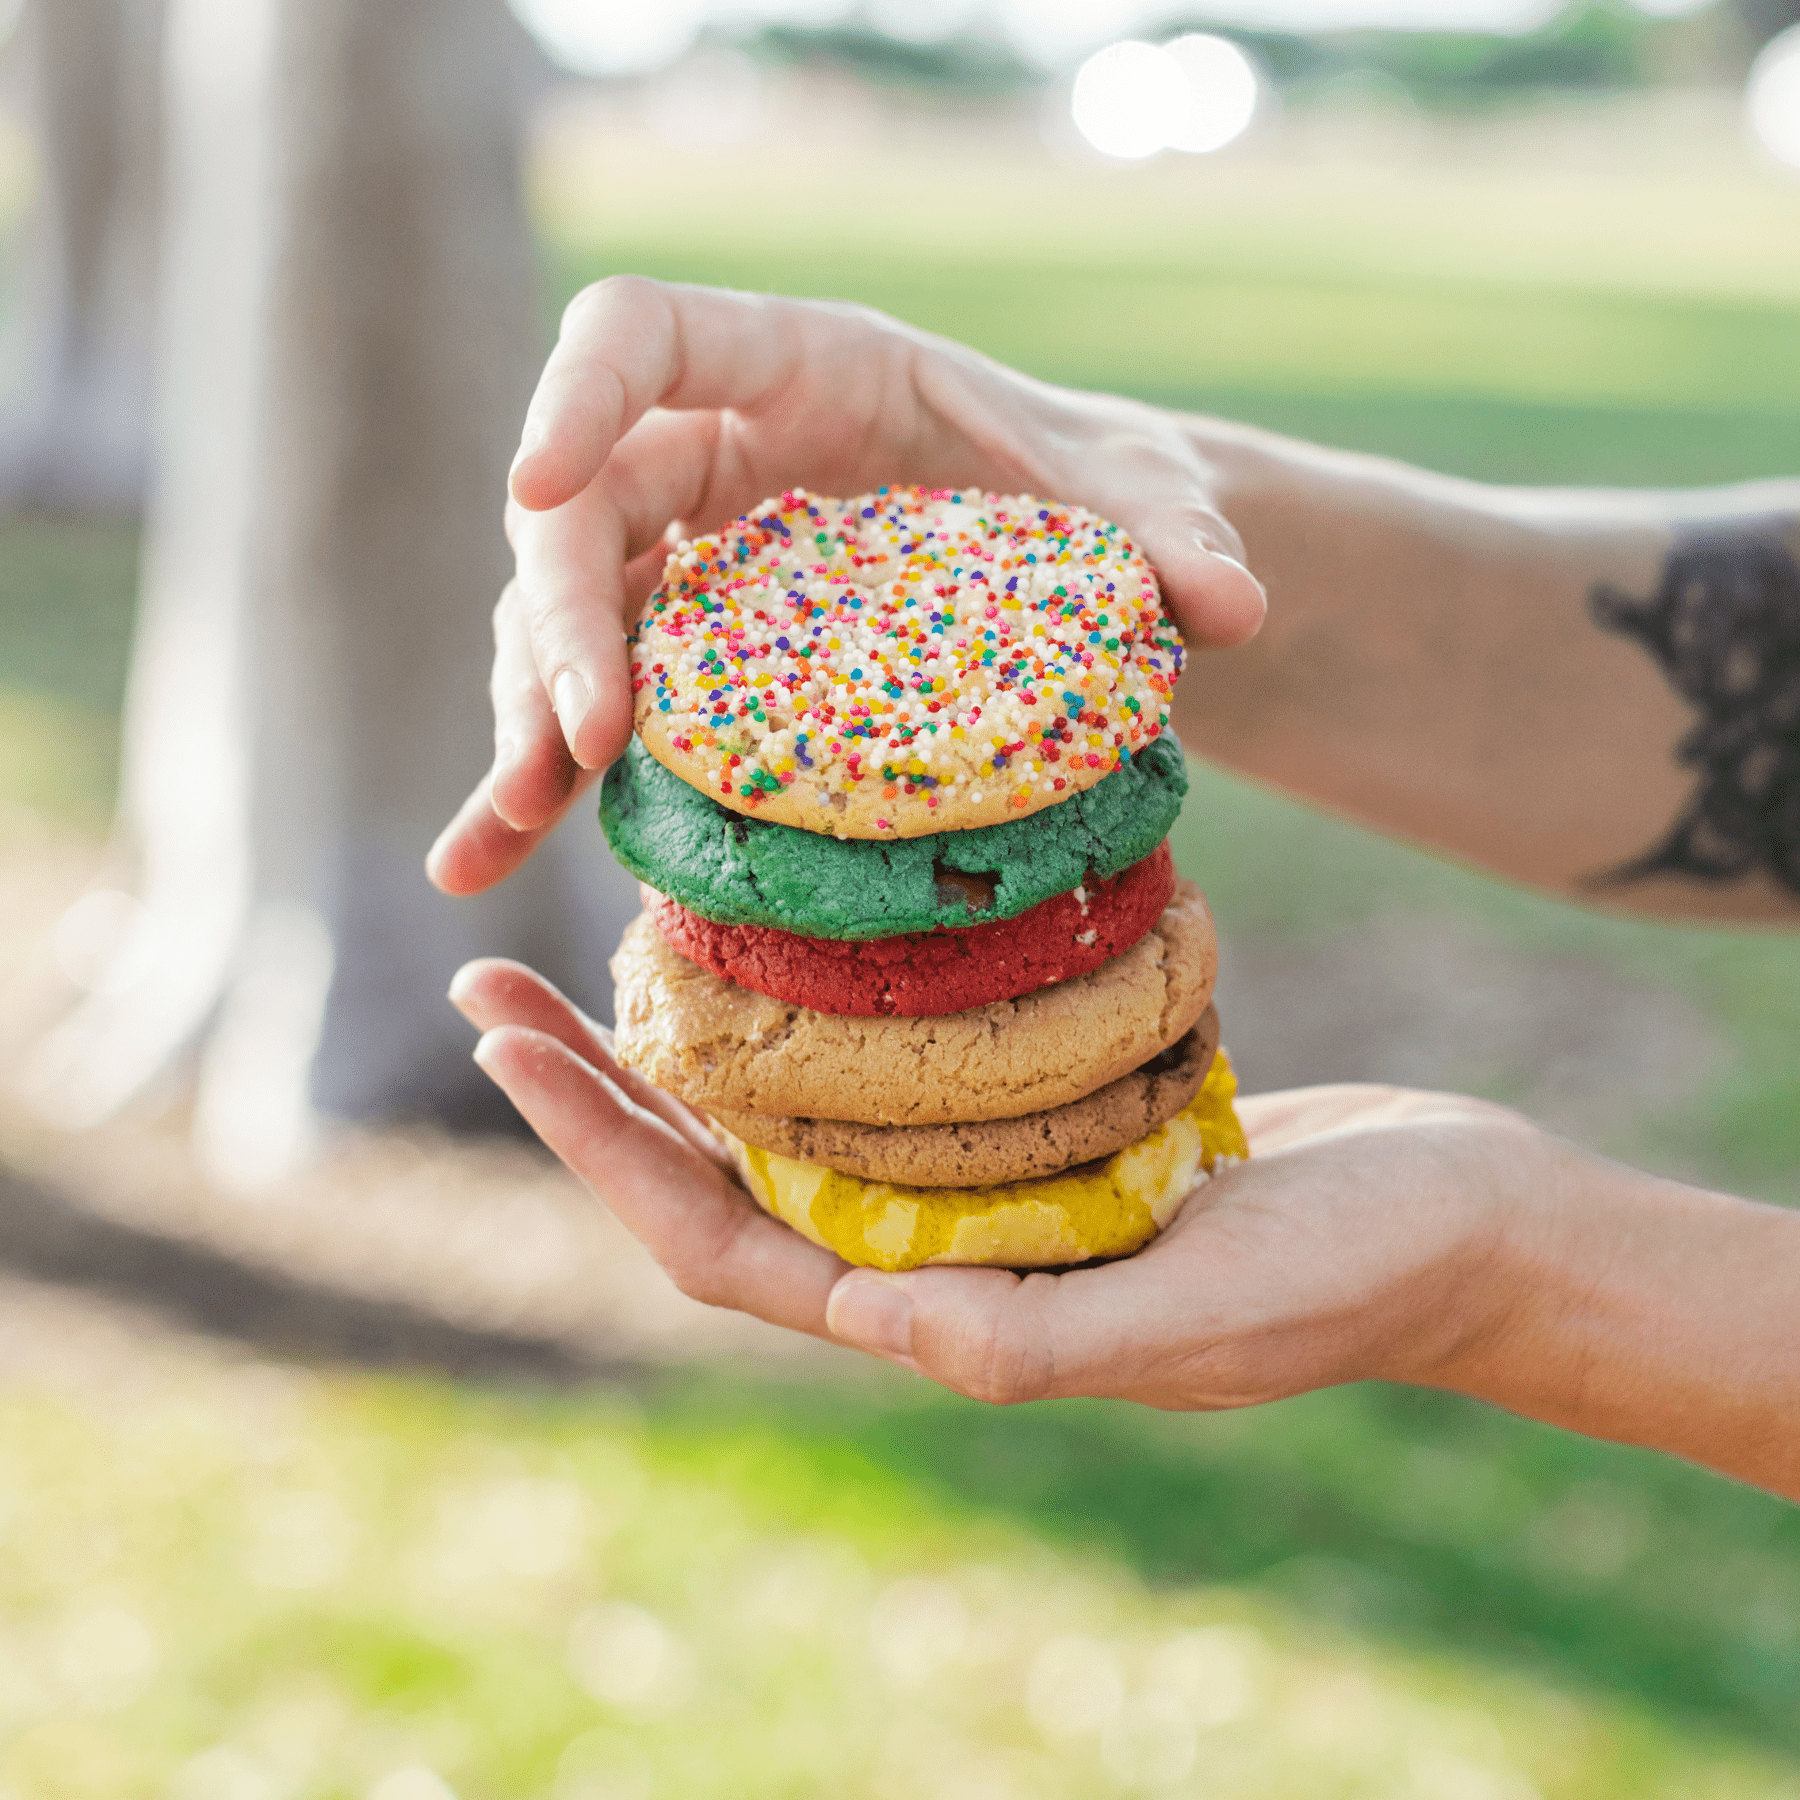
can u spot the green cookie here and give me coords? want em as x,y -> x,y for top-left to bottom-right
600,731 -> 1188,941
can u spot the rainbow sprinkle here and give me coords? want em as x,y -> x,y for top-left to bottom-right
628,486 -> 1185,828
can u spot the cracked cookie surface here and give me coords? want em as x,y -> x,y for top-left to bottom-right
599,731 -> 1187,940
609,882 -> 1219,1126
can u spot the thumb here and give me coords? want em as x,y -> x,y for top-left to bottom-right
1129,501 -> 1266,650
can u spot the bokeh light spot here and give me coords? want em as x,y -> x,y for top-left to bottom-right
53,1604 -> 158,1712
1070,35 -> 1259,161
1162,34 -> 1260,154
868,1577 -> 968,1683
1747,24 -> 1800,172
1070,41 -> 1190,161
507,0 -> 702,78
1027,1632 -> 1125,1738
567,1601 -> 686,1711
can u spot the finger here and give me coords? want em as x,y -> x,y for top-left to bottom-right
1097,471 -> 1264,651
474,1025 -> 847,1338
1027,397 -> 1264,650
825,1257 -> 1179,1404
1138,516 -> 1267,651
425,767 -> 592,897
450,957 -> 727,1167
508,277 -> 808,513
507,408 -> 727,770
506,493 -> 633,773
488,580 -> 582,831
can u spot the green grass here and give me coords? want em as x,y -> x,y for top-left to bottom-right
1,1370 -> 1797,1800
562,235 -> 1800,488
703,1374 -> 1800,1752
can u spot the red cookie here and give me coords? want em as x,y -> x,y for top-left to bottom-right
645,841 -> 1175,1017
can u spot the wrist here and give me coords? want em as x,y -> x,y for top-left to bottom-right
1354,1110 -> 1571,1398
1402,1122 -> 1607,1403
1411,1135 -> 1800,1496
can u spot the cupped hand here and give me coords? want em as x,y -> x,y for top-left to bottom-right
449,957 -> 1560,1411
426,277 -> 1266,899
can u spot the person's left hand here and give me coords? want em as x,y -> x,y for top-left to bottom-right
450,957 -> 1559,1409
424,279 -> 1264,901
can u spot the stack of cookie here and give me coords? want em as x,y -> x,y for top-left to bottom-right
604,486 -> 1246,1273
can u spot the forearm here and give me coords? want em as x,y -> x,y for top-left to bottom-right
1172,416 -> 1800,921
1438,1155 -> 1800,1500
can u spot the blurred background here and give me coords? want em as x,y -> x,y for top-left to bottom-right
1,0 -> 1799,1794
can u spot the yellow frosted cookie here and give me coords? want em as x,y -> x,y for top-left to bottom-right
722,1050 -> 1251,1272
630,485 -> 1185,839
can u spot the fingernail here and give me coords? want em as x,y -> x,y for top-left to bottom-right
509,419 -> 545,483
828,1273 -> 914,1358
1211,550 -> 1267,602
472,1028 -> 505,1078
447,962 -> 481,1015
490,737 -> 521,822
553,670 -> 591,758
424,823 -> 454,886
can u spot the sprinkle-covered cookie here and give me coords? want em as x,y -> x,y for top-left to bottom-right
629,486 -> 1185,839
599,730 -> 1188,941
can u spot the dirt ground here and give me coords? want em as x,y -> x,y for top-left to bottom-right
0,811 -> 828,1386
1216,917 -> 1717,1157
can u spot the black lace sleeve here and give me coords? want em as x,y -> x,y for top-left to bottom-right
1588,523 -> 1800,896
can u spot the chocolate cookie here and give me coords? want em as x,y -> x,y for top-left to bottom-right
708,1008 -> 1219,1184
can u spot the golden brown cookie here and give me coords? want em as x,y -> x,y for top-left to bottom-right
630,486 -> 1185,839
708,1010 -> 1219,1185
609,881 -> 1219,1127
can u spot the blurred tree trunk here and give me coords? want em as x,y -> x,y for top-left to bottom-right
28,0 -> 637,1181
0,0 -> 162,513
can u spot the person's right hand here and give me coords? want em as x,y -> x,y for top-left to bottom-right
448,955 -> 1800,1500
426,277 -> 1267,899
